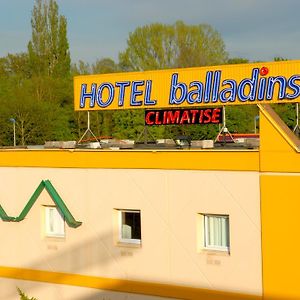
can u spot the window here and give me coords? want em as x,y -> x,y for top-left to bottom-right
118,210 -> 141,244
45,206 -> 65,237
203,214 -> 229,251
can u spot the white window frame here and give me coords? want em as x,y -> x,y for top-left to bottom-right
118,209 -> 141,244
45,206 -> 65,238
203,214 -> 230,252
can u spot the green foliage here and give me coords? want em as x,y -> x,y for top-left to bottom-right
92,58 -> 119,74
226,106 -> 259,133
0,4 -> 296,145
272,104 -> 296,129
112,110 -> 144,139
28,0 -> 70,77
17,287 -> 38,300
0,0 -> 74,146
227,57 -> 249,65
117,21 -> 229,140
274,56 -> 288,62
72,58 -> 121,138
71,60 -> 91,75
72,57 -> 120,76
119,21 -> 228,71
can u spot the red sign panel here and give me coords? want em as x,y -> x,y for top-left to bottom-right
145,108 -> 223,126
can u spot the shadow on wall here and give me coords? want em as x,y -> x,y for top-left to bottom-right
0,177 -> 286,300
0,227 -> 287,300
74,291 -> 286,300
0,233 -> 296,300
0,175 -> 285,300
1,231 -> 116,299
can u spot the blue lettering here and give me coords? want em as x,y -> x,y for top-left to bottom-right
80,83 -> 97,108
187,81 -> 203,104
211,71 -> 221,103
144,80 -> 157,105
257,78 -> 267,100
204,71 -> 213,103
115,81 -> 130,106
219,80 -> 237,103
130,81 -> 144,106
286,75 -> 300,99
96,83 -> 114,108
169,73 -> 187,105
237,68 -> 259,102
266,76 -> 287,100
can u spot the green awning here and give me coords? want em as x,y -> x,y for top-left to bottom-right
0,180 -> 82,228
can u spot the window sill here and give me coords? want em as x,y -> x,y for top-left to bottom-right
115,241 -> 142,248
200,248 -> 230,256
44,235 -> 66,242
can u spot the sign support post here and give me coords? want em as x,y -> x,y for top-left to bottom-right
77,111 -> 101,147
293,103 -> 300,135
214,106 -> 235,143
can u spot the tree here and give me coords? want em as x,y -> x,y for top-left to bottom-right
274,56 -> 288,62
28,0 -> 70,77
270,57 -> 297,131
17,287 -> 37,300
0,79 -> 73,146
118,21 -> 228,140
73,58 -> 121,138
71,60 -> 91,76
119,21 -> 228,71
227,57 -> 249,65
3,53 -> 31,78
92,58 -> 119,74
92,58 -> 120,137
0,0 -> 74,146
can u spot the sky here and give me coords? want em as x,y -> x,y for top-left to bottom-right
1,0 -> 300,65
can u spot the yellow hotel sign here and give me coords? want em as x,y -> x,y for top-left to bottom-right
74,60 -> 300,111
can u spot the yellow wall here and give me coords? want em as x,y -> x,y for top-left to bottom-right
259,104 -> 300,172
261,175 -> 300,300
0,148 -> 259,171
259,105 -> 300,299
1,104 -> 300,300
0,168 -> 262,300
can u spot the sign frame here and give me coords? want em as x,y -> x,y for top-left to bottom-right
74,60 -> 300,111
